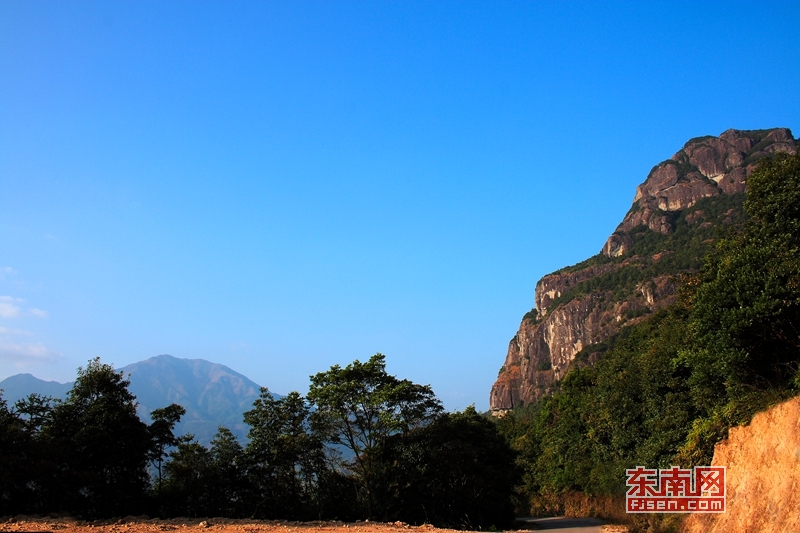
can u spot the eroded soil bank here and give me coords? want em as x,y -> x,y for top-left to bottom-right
682,396 -> 800,533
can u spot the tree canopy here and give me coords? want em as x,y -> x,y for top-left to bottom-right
44,358 -> 153,516
0,359 -> 186,517
307,353 -> 443,518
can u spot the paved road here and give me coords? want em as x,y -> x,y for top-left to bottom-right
517,516 -> 605,532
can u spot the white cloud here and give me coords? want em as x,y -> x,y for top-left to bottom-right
0,296 -> 23,318
0,267 -> 16,282
0,341 -> 62,365
29,308 -> 49,318
0,296 -> 49,319
0,293 -> 58,370
0,326 -> 31,336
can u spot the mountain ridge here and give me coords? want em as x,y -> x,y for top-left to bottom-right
0,354 -> 272,444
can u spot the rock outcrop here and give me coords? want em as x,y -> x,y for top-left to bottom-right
490,269 -> 678,410
490,128 -> 798,413
682,396 -> 800,533
604,128 -> 797,257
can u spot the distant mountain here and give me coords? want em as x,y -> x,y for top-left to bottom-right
0,354 -> 274,444
0,373 -> 72,403
121,354 -> 267,444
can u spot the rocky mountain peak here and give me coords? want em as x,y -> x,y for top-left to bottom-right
490,128 -> 797,414
603,128 -> 797,258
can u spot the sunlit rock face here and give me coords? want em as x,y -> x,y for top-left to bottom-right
490,128 -> 798,413
490,269 -> 677,412
604,128 -> 797,257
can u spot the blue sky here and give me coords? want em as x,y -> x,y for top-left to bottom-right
1,1 -> 799,411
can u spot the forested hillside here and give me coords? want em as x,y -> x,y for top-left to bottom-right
496,151 -> 800,531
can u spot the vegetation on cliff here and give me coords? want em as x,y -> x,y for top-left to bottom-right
548,192 -> 747,311
497,152 -> 800,521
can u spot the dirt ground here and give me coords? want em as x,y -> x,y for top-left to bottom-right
1,517 -> 431,533
0,517 -> 628,533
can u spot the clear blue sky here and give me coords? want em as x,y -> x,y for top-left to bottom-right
2,1 -> 799,411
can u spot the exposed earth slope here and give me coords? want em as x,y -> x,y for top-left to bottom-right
682,396 -> 800,533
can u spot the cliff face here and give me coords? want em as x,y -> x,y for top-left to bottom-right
490,270 -> 677,410
682,397 -> 800,533
490,128 -> 798,412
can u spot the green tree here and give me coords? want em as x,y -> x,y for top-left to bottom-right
161,427 -> 246,518
532,366 -> 596,496
43,358 -> 152,517
683,152 -> 800,437
148,403 -> 186,508
209,427 -> 246,517
0,392 -> 28,514
243,390 -> 324,519
14,393 -> 58,435
9,394 -> 60,514
376,407 -> 518,529
162,435 -> 214,517
307,353 -> 442,518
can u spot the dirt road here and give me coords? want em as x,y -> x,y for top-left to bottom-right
0,517 -> 628,533
519,517 -> 628,532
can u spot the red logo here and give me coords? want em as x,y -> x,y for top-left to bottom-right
625,466 -> 726,513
